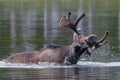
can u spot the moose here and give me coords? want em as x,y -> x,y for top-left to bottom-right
4,12 -> 109,65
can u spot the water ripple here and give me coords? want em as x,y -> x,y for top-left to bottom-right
0,61 -> 120,69
78,61 -> 120,67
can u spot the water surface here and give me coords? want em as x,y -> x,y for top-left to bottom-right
0,61 -> 120,80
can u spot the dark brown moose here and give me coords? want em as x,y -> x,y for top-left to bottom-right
4,12 -> 109,65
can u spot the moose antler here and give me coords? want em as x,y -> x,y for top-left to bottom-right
59,12 -> 85,35
93,31 -> 109,49
97,31 -> 109,44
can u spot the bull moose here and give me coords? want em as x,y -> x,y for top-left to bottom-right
4,12 -> 109,65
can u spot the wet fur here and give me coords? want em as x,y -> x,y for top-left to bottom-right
5,43 -> 87,64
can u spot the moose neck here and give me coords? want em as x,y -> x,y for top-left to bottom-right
64,42 -> 86,65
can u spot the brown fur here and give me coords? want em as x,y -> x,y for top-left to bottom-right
73,32 -> 97,47
5,45 -> 70,64
5,51 -> 39,63
5,42 -> 88,64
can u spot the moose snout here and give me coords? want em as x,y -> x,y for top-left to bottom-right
87,35 -> 97,47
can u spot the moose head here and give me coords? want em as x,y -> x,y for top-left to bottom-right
59,12 -> 109,60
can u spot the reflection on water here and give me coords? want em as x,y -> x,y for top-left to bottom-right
0,61 -> 120,80
0,0 -> 120,80
118,0 -> 120,49
88,0 -> 93,33
43,0 -> 48,42
0,67 -> 119,80
77,0 -> 83,33
51,0 -> 59,41
10,11 -> 16,51
20,0 -> 37,51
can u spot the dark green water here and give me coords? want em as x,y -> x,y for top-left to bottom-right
0,0 -> 120,80
0,67 -> 120,80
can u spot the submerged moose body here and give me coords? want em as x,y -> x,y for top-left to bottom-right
4,12 -> 109,64
5,43 -> 88,64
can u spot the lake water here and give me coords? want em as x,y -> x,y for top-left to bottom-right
0,0 -> 120,80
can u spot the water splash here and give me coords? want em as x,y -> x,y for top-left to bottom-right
0,61 -> 73,69
0,61 -> 120,69
78,61 -> 120,67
